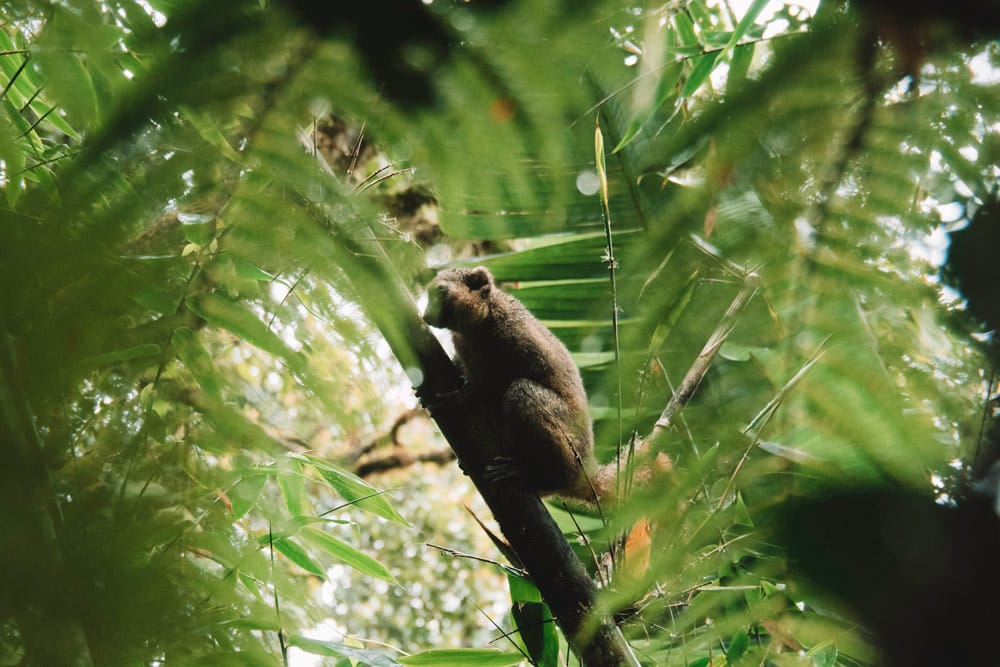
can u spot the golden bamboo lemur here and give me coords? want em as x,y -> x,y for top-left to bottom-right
422,266 -> 617,504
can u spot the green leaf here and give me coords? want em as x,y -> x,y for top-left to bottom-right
132,284 -> 179,315
507,573 -> 542,604
298,455 -> 408,526
734,492 -> 754,527
181,105 -> 241,162
645,269 -> 698,358
672,12 -> 698,48
189,392 -> 285,454
34,8 -> 102,131
613,64 -> 682,153
80,343 -> 162,370
269,537 -> 325,577
171,327 -> 223,398
727,42 -> 755,94
207,253 -> 262,299
807,640 -> 839,667
301,527 -> 397,584
681,50 -> 722,97
186,292 -> 305,372
229,254 -> 274,282
725,0 -> 770,53
727,628 -> 750,661
287,636 -> 403,666
511,600 -> 558,667
221,617 -> 280,632
613,116 -> 646,155
398,649 -> 525,666
229,471 -> 268,519
277,458 -> 306,517
178,211 -> 217,245
238,572 -> 265,603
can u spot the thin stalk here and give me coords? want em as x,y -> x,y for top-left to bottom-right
595,117 -> 625,475
648,272 -> 759,443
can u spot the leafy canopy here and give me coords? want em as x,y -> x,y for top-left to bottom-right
1,0 -> 997,665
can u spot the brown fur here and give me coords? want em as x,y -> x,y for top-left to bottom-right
423,266 -> 612,502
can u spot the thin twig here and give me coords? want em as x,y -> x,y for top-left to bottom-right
356,167 -> 415,194
715,338 -> 828,515
742,337 -> 829,439
17,104 -> 56,139
425,543 -> 527,578
268,524 -> 289,666
649,272 -> 760,441
347,122 -> 366,178
559,500 -> 609,589
477,605 -> 532,661
14,150 -> 82,176
353,161 -> 397,192
572,34 -> 805,128
18,86 -> 42,114
973,366 -> 998,476
0,56 -> 29,101
595,117 -> 625,478
318,487 -> 399,518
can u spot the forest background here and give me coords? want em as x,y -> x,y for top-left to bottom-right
1,0 -> 999,665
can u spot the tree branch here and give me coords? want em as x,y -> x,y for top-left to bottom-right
354,447 -> 455,478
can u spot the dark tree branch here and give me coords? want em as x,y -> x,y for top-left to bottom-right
350,407 -> 427,462
355,447 -> 455,478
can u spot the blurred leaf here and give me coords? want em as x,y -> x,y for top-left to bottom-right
189,392 -> 286,454
398,649 -> 525,666
277,457 -> 306,517
681,51 -> 722,97
807,641 -> 838,667
726,628 -> 749,660
301,527 -> 397,584
171,327 -> 223,398
229,471 -> 268,519
186,292 -> 305,372
288,636 -> 403,666
298,454 -> 408,526
726,0 -> 769,53
80,342 -> 162,370
268,537 -> 325,578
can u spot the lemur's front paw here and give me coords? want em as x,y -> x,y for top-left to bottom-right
416,382 -> 472,411
483,456 -> 523,484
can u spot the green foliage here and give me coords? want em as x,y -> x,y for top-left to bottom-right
1,0 -> 997,665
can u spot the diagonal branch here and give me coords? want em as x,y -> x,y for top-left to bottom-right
648,271 -> 760,443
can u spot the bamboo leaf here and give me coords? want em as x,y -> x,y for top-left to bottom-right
297,454 -> 409,526
170,327 -> 223,398
725,0 -> 770,53
301,527 -> 397,584
398,649 -> 525,666
229,471 -> 268,519
80,343 -> 162,370
681,50 -> 722,97
287,636 -> 403,666
277,458 -> 306,517
269,537 -> 325,577
187,292 -> 306,372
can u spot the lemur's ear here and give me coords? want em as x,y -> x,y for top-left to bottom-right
467,266 -> 494,292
